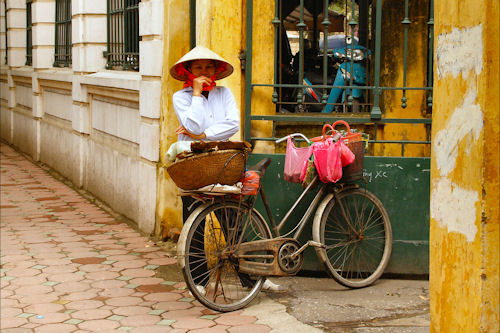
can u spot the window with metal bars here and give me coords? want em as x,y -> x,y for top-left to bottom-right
104,0 -> 140,71
54,0 -> 71,67
4,4 -> 7,65
242,0 -> 434,154
25,0 -> 32,65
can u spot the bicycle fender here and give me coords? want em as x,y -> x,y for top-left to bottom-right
176,201 -> 213,269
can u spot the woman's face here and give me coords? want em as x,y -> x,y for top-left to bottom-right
189,59 -> 216,77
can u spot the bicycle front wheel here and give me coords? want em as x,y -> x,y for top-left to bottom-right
313,188 -> 392,288
181,200 -> 271,312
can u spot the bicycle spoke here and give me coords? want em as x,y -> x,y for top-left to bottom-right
363,216 -> 384,235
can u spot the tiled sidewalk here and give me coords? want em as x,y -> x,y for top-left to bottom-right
0,143 -> 271,333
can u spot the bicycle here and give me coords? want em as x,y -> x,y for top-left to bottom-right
176,133 -> 392,312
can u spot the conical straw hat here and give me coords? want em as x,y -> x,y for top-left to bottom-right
170,46 -> 234,81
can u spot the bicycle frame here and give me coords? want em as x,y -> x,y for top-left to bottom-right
260,176 -> 325,240
249,174 -> 360,242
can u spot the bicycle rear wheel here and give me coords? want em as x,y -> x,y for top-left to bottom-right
181,200 -> 271,312
313,188 -> 392,288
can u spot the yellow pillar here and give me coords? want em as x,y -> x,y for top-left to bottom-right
248,0 -> 275,153
430,1 -> 499,332
198,0 -> 275,153
157,0 -> 247,234
157,0 -> 191,236
197,0 -> 244,141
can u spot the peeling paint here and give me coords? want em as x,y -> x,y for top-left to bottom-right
434,89 -> 483,177
431,178 -> 478,242
432,87 -> 483,242
436,25 -> 483,79
432,24 -> 484,243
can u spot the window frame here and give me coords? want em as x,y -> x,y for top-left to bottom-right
104,0 -> 140,71
53,0 -> 72,67
25,0 -> 32,66
4,3 -> 7,65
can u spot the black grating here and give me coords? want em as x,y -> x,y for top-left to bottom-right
54,0 -> 72,67
25,0 -> 32,65
105,0 -> 140,71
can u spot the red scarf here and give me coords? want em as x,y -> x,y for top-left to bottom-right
175,62 -> 227,92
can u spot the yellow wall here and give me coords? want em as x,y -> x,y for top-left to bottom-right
158,0 -> 249,233
248,0 -> 275,154
197,0 -> 244,141
377,0 -> 431,157
430,1 -> 499,332
157,0 -> 191,236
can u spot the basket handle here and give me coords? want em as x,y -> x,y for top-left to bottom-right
322,124 -> 334,141
214,150 -> 247,185
332,120 -> 351,134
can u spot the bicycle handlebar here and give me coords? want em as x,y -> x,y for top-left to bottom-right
276,133 -> 311,144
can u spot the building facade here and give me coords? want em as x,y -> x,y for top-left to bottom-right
1,0 -> 163,234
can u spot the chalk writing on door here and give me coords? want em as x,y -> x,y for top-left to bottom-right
363,170 -> 388,183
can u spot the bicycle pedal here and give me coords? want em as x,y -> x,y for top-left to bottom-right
309,241 -> 325,248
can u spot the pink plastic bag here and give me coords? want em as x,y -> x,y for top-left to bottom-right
312,139 -> 343,183
284,137 -> 313,183
339,140 -> 355,167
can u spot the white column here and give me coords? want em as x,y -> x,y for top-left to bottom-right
31,0 -> 54,69
72,0 -> 106,73
138,0 -> 163,163
5,0 -> 26,67
0,1 -> 6,64
71,0 -> 107,187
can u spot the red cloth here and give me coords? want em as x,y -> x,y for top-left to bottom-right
240,170 -> 260,196
175,62 -> 227,92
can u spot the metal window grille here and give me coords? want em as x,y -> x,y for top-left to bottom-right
242,0 -> 434,156
4,4 -> 7,65
54,0 -> 71,67
25,0 -> 32,65
105,0 -> 140,71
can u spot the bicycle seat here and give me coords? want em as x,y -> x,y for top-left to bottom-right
247,158 -> 272,176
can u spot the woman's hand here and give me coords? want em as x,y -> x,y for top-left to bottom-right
176,125 -> 206,140
192,76 -> 213,96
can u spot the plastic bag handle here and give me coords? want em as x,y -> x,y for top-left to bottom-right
332,120 -> 351,134
276,133 -> 311,144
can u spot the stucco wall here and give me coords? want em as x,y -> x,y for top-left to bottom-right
430,1 -> 499,331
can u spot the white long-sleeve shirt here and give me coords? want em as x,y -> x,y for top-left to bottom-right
172,86 -> 240,142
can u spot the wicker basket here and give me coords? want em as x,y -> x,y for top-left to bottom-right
166,149 -> 247,190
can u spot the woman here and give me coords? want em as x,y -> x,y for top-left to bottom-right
170,46 -> 283,293
170,45 -> 239,143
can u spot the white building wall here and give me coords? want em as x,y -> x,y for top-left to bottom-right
0,0 -> 163,236
5,1 -> 26,68
11,108 -> 34,156
0,1 -> 6,64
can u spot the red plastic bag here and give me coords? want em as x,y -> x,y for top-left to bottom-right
241,170 -> 260,196
284,137 -> 313,183
340,140 -> 355,167
312,139 -> 343,183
